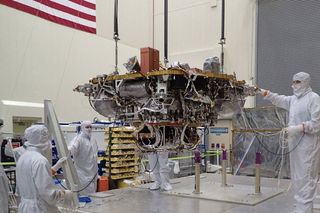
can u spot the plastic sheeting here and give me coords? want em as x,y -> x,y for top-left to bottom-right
232,107 -> 290,178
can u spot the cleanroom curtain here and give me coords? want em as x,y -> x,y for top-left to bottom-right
256,0 -> 320,106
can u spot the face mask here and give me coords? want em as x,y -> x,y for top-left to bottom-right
292,82 -> 308,97
82,126 -> 92,139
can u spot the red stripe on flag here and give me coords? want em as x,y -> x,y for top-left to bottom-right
69,0 -> 95,10
34,0 -> 96,22
1,0 -> 39,15
0,0 -> 96,34
37,9 -> 96,33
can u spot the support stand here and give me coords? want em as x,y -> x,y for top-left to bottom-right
255,152 -> 261,194
193,149 -> 201,194
221,149 -> 227,187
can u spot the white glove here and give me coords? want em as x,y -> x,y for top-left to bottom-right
52,157 -> 68,172
4,144 -> 14,158
256,88 -> 269,96
63,190 -> 74,201
173,161 -> 180,174
62,190 -> 76,209
285,124 -> 304,136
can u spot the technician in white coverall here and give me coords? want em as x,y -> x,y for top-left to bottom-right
258,72 -> 320,213
0,121 -> 9,213
5,143 -> 26,162
68,121 -> 98,195
0,165 -> 9,213
16,125 -> 73,213
4,129 -> 66,173
148,152 -> 172,191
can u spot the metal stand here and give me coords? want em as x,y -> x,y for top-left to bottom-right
44,100 -> 79,207
255,152 -> 261,194
221,149 -> 227,187
193,149 -> 201,194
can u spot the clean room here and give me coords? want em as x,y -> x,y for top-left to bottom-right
1,1 -> 320,213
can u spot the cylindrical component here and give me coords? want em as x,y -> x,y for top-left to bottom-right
193,149 -> 201,194
255,152 -> 262,164
229,146 -> 233,173
194,163 -> 201,194
220,47 -> 224,73
255,152 -> 261,194
118,80 -> 149,98
222,149 -> 227,160
255,164 -> 261,194
194,149 -> 201,164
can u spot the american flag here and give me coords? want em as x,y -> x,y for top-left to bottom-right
0,0 -> 96,34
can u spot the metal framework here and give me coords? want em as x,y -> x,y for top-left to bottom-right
44,100 -> 79,207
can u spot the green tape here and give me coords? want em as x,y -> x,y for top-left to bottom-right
141,152 -> 220,162
1,162 -> 16,166
206,150 -> 222,154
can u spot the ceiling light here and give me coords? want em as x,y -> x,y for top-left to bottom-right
1,100 -> 44,108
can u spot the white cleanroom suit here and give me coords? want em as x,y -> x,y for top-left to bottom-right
5,145 -> 26,162
16,125 -> 72,213
148,152 -> 172,191
6,147 -> 65,173
0,138 -> 9,213
68,121 -> 98,195
261,72 -> 320,213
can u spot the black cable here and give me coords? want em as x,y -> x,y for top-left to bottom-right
54,171 -> 98,193
54,175 -> 68,190
234,90 -> 304,156
204,125 -> 209,136
239,97 -> 304,156
144,153 -> 159,173
255,133 -> 304,156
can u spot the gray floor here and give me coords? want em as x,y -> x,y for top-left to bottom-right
77,173 -> 320,213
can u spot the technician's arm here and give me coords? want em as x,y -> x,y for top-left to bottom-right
68,136 -> 80,157
303,96 -> 320,134
264,91 -> 291,111
4,145 -> 14,158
